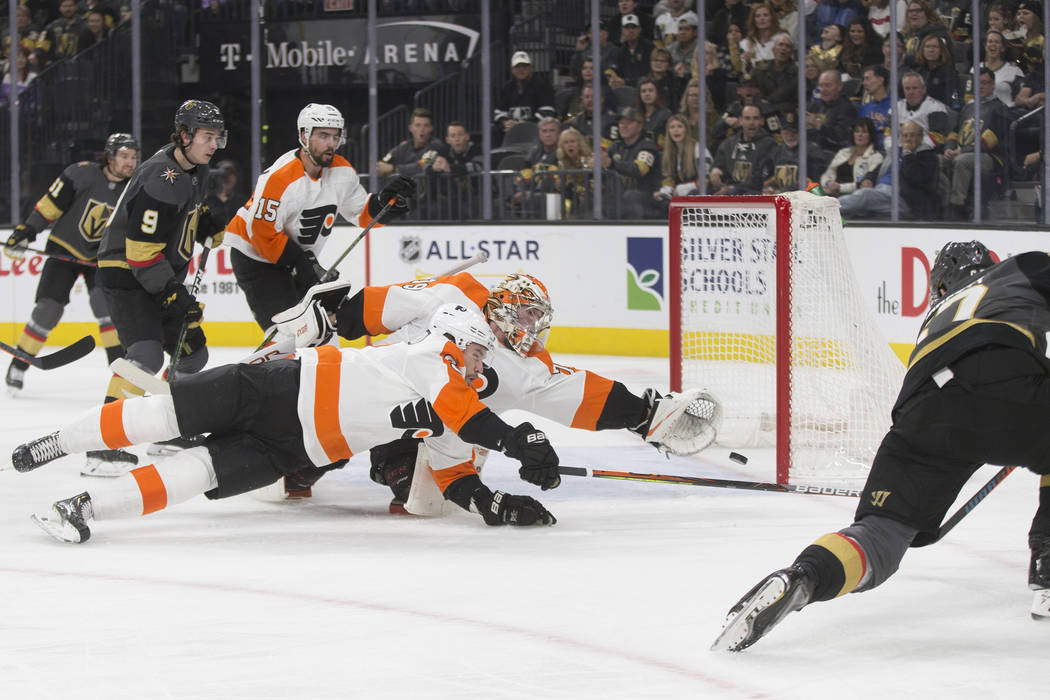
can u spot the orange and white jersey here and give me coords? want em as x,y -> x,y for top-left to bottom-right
224,149 -> 375,264
294,334 -> 502,485
351,273 -> 620,432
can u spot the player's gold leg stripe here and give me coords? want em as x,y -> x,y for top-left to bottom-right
814,532 -> 867,597
1041,474 -> 1050,489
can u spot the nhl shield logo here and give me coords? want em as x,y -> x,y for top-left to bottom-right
399,236 -> 422,263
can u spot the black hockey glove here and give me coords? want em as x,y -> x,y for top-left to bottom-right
503,421 -> 561,490
195,205 -> 225,248
628,388 -> 661,439
156,280 -> 204,324
481,490 -> 557,526
367,174 -> 415,220
4,222 -> 37,249
292,250 -> 328,288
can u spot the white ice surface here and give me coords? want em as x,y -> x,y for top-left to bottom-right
0,348 -> 1044,699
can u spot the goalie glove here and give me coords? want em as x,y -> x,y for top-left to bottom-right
630,388 -> 723,456
271,280 -> 352,348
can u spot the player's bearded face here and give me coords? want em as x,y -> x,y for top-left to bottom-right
463,343 -> 488,382
111,149 -> 138,178
308,128 -> 342,166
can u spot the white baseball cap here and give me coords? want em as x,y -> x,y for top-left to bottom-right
622,13 -> 640,26
511,50 -> 531,67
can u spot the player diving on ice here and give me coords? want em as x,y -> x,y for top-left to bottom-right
11,304 -> 561,543
260,271 -> 723,508
711,242 -> 1050,652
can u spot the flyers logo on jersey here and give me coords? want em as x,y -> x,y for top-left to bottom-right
297,204 -> 338,245
390,398 -> 445,440
78,199 -> 114,242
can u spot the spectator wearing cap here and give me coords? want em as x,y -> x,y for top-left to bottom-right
709,103 -> 778,195
806,70 -> 858,155
1015,1 -> 1044,75
712,75 -> 778,144
762,111 -> 829,193
494,50 -> 557,140
654,0 -> 692,47
609,0 -> 655,47
615,13 -> 656,86
753,34 -> 798,116
602,106 -> 662,218
666,12 -> 698,81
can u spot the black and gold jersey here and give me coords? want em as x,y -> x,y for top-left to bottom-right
902,252 -> 1050,400
97,144 -> 210,295
25,161 -> 128,262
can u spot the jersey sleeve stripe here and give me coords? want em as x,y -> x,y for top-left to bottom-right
441,272 -> 491,309
126,239 -> 167,266
34,196 -> 63,222
242,156 -> 302,263
429,461 -> 478,492
570,371 -> 615,430
99,400 -> 132,449
130,464 -> 168,515
362,285 -> 393,335
312,345 -> 353,462
432,344 -> 487,432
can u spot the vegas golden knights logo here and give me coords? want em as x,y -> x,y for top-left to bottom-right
870,490 -> 891,507
772,164 -> 798,190
731,160 -> 752,183
78,199 -> 114,242
960,119 -> 977,147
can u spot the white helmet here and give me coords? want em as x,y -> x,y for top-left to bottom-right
297,103 -> 346,148
484,274 -> 553,356
430,303 -> 496,357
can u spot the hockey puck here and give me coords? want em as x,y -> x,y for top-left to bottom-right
729,452 -> 749,465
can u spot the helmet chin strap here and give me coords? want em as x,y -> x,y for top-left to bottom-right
299,130 -> 324,168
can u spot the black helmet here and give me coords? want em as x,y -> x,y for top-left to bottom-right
104,132 -> 139,159
929,240 -> 995,306
174,99 -> 227,147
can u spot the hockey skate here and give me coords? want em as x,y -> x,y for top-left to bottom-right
711,564 -> 816,652
1030,538 -> 1050,621
81,448 -> 138,477
31,491 -> 93,543
11,431 -> 67,472
147,434 -> 206,457
5,358 -> 26,396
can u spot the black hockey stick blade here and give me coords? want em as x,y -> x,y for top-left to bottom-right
558,466 -> 862,497
0,334 -> 95,370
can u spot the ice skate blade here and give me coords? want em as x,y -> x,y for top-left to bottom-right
1031,589 -> 1050,621
711,576 -> 787,652
30,511 -> 87,543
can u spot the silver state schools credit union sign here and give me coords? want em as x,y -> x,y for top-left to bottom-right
202,16 -> 480,87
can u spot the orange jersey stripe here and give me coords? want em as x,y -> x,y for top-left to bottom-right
99,400 -> 131,449
313,345 -> 353,462
431,342 -> 488,432
362,285 -> 393,335
430,461 -> 478,493
438,272 -> 491,309
242,158 -> 304,262
130,464 -> 168,515
570,371 -> 615,430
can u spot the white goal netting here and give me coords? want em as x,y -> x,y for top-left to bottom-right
671,192 -> 905,486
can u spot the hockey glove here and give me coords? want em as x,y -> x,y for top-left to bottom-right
195,205 -> 226,248
292,250 -> 329,288
503,421 -> 561,490
156,280 -> 204,324
3,223 -> 37,259
483,490 -> 556,526
630,388 -> 722,456
368,174 -> 415,220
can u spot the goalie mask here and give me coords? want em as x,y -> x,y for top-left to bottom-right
298,103 -> 347,149
430,303 -> 496,359
929,240 -> 994,306
485,274 -> 553,356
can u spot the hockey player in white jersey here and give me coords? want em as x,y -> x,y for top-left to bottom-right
225,103 -> 417,331
268,271 -> 721,505
12,304 -> 558,543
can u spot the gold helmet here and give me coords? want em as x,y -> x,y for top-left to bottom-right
485,274 -> 553,356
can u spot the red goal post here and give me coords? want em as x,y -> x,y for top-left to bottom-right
668,192 -> 904,487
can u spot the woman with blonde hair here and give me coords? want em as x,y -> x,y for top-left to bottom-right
655,113 -> 702,211
554,127 -> 593,218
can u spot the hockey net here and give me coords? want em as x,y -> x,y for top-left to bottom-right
669,192 -> 904,487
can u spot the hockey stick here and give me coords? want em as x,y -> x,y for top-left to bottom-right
557,466 -> 862,497
428,250 -> 488,277
4,245 -> 97,267
253,197 -> 399,351
110,358 -> 170,395
0,335 -> 95,370
166,246 -> 212,381
935,466 -> 1016,541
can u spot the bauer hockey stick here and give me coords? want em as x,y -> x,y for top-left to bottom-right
557,466 -> 862,497
935,466 -> 1016,542
252,197 -> 400,351
0,335 -> 95,370
166,245 -> 212,381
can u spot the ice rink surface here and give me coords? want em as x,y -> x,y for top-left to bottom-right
0,348 -> 1044,699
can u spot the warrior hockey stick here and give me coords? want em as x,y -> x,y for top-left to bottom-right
253,197 -> 400,351
0,335 -> 95,370
934,466 -> 1016,542
167,246 -> 212,381
557,466 -> 862,497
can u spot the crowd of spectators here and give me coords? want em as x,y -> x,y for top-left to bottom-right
466,0 -> 1046,221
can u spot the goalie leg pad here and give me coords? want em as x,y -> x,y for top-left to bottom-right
404,444 -> 449,517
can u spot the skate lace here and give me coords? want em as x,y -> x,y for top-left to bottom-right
30,434 -> 65,463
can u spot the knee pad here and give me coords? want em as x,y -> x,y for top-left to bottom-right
29,297 -> 65,333
125,339 -> 165,375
